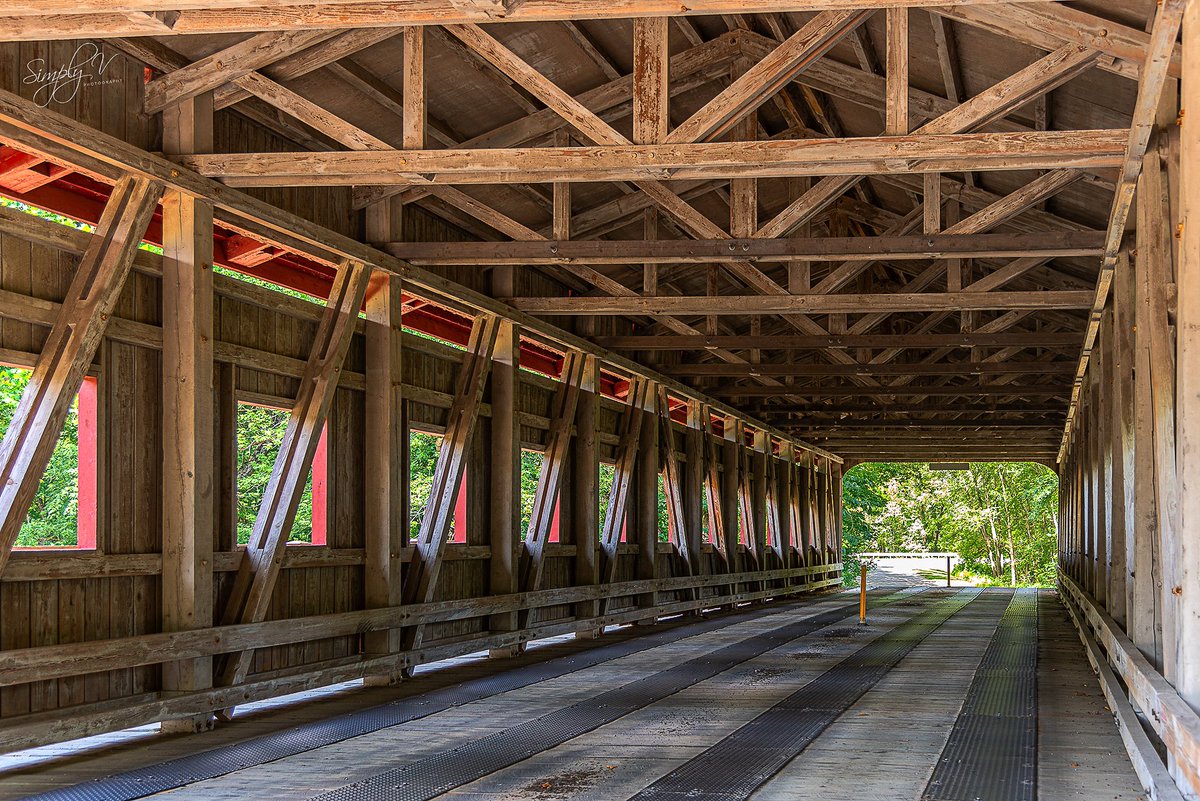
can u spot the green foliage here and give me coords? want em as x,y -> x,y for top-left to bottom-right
0,197 -> 162,254
0,367 -> 80,547
842,462 -> 1059,587
235,403 -> 314,544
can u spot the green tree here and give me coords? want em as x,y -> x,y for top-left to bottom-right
235,403 -> 314,544
0,366 -> 81,547
841,462 -> 1059,587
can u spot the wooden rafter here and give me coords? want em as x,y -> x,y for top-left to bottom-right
0,1 -> 1079,42
181,129 -> 1125,186
508,290 -> 1093,316
387,231 -> 1104,265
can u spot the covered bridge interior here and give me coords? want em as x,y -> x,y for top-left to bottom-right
0,1 -> 1197,799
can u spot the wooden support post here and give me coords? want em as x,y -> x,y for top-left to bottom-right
778,444 -> 794,570
572,356 -> 601,636
1100,309 -> 1127,624
636,383 -> 660,619
362,191 -> 406,682
751,430 -> 769,576
1175,0 -> 1200,716
632,17 -> 668,146
729,57 -> 758,241
403,314 -> 502,651
1108,247 -> 1137,633
488,320 -> 521,656
1110,252 -> 1134,630
402,27 -> 425,150
683,400 -> 706,577
1095,322 -> 1110,606
1138,125 -> 1178,675
521,353 -> 587,607
0,174 -> 161,575
886,6 -> 910,135
924,172 -> 941,234
721,416 -> 742,600
832,461 -> 845,563
658,387 -> 694,578
702,406 -> 728,571
161,93 -> 216,730
362,267 -> 405,680
218,259 -> 371,690
600,378 -> 650,610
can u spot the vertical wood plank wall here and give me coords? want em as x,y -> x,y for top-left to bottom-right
0,207 -> 842,751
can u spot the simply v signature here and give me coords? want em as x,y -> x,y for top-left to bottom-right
23,43 -> 119,107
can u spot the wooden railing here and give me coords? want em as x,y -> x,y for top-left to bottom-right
0,560 -> 841,752
1059,572 -> 1200,800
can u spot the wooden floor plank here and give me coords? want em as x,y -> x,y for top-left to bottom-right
0,589 -> 1151,801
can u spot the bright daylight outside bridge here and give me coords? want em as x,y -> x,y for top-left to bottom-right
0,2 -> 1196,800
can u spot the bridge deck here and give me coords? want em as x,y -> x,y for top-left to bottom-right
0,589 -> 1144,801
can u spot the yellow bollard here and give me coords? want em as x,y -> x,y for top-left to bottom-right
859,564 -> 868,624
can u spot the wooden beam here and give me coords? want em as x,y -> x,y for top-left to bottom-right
216,259 -> 371,690
143,29 -> 338,113
1059,0 -> 1188,462
754,42 -> 1104,238
386,231 -> 1105,265
181,129 -> 1126,187
572,356 -> 601,631
363,263 -> 405,675
714,385 -> 1070,398
487,318 -> 520,652
508,290 -> 1093,316
658,387 -> 693,574
0,1 -> 1079,41
1175,0 -> 1200,728
633,17 -> 669,146
662,361 -> 1077,378
665,10 -> 869,144
0,175 -> 161,575
521,352 -> 587,600
0,94 -> 838,477
403,27 -> 426,150
595,332 -> 1083,350
935,2 -> 1182,82
886,6 -> 909,135
160,94 -> 216,725
403,314 -> 502,649
599,378 -> 650,591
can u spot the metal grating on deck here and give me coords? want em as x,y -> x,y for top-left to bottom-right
921,588 -> 1038,801
301,592 -> 920,801
624,588 -> 990,801
26,592 -> 898,801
